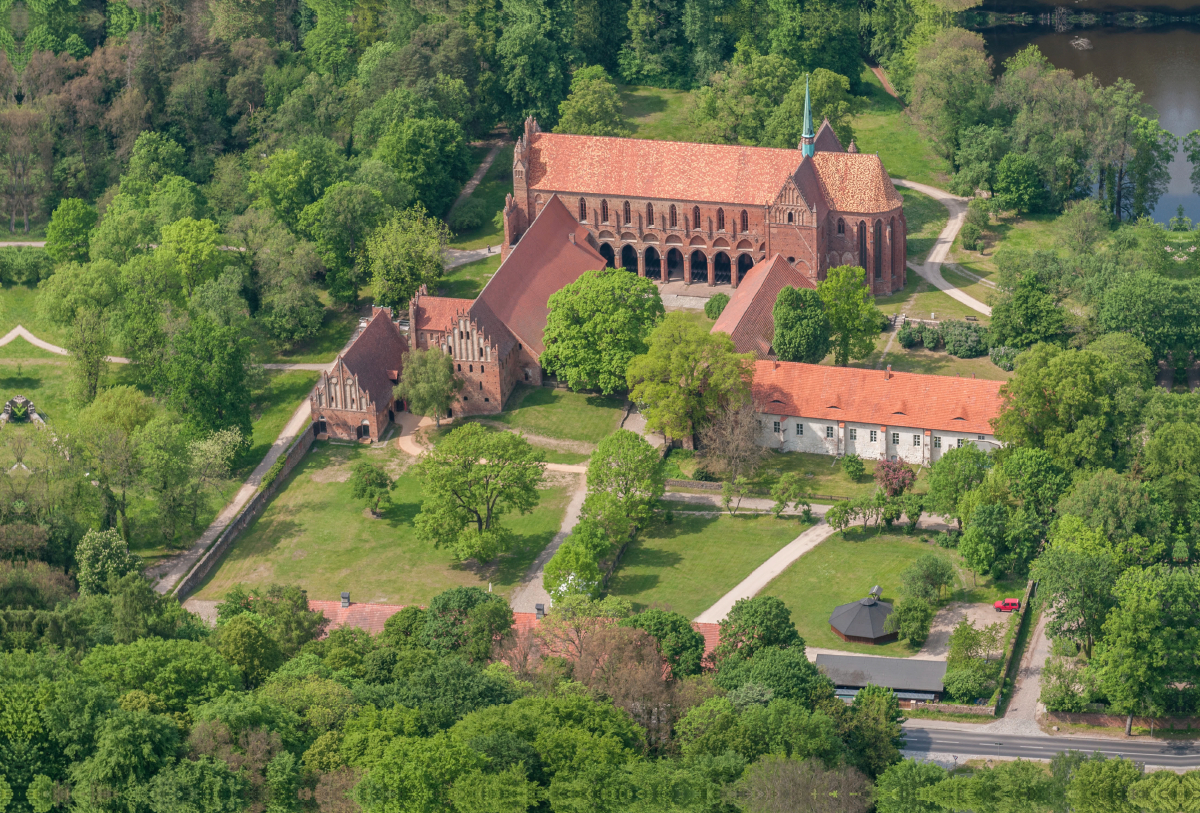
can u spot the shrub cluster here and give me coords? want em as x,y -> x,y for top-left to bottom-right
0,247 -> 53,285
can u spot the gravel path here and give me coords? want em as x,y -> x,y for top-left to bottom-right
890,179 -> 991,317
0,325 -> 130,362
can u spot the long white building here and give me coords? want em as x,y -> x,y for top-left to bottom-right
752,361 -> 1003,465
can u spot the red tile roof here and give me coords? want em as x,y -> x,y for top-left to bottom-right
693,622 -> 721,667
411,296 -> 473,334
309,600 -> 408,636
753,360 -> 1003,435
711,254 -> 816,359
336,308 -> 407,411
811,152 -> 903,214
474,194 -> 607,357
527,133 -> 808,206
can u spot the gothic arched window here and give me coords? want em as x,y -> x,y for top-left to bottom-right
787,212 -> 794,224
669,205 -> 677,228
601,200 -> 609,223
579,198 -> 587,221
717,208 -> 725,231
692,206 -> 701,230
837,218 -> 845,235
623,201 -> 631,225
874,220 -> 883,278
647,203 -> 654,226
741,210 -> 748,232
858,221 -> 867,267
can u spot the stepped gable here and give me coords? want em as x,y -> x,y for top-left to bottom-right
336,307 -> 406,407
525,132 -> 811,206
811,152 -> 903,214
475,193 -> 606,357
711,254 -> 816,359
753,360 -> 1003,435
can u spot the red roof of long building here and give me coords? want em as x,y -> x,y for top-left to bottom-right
474,194 -> 607,357
525,132 -> 901,213
711,254 -> 816,359
753,360 -> 1003,435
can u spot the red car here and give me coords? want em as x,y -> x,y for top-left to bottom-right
994,598 -> 1021,613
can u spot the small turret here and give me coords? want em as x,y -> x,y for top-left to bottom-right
848,140 -> 859,154
800,75 -> 815,159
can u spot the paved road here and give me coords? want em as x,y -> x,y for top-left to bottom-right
903,722 -> 1200,768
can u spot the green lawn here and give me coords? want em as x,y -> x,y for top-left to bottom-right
192,443 -> 571,604
449,145 -> 516,250
908,281 -> 990,322
620,86 -> 695,142
606,513 -> 811,617
438,254 -> 502,300
428,422 -> 591,466
873,272 -> 922,316
950,212 -> 1061,281
486,384 -> 625,444
762,529 -> 1021,656
237,371 -> 320,475
750,450 -> 930,500
852,64 -> 950,188
878,345 -> 1011,381
0,336 -> 62,360
901,187 -> 949,263
0,284 -> 70,347
940,267 -> 995,308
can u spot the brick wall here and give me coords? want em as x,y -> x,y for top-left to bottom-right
173,422 -> 316,599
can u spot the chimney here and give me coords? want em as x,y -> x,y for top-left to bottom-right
569,232 -> 575,244
340,591 -> 350,608
535,603 -> 545,619
773,359 -> 779,370
885,365 -> 892,380
971,373 -> 975,379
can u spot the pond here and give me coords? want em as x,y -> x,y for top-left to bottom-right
977,13 -> 1200,222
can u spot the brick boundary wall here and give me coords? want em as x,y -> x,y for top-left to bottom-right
1042,712 -> 1200,731
988,579 -> 1038,710
174,423 -> 316,599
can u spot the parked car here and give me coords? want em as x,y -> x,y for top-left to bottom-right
994,598 -> 1021,613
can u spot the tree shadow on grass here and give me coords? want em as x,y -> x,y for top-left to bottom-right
619,87 -> 668,118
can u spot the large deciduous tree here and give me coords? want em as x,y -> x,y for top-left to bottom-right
626,312 -> 753,443
45,198 -> 97,263
541,267 -> 664,394
772,284 -> 831,364
366,206 -> 449,309
374,117 -> 471,215
817,265 -> 882,366
554,65 -> 630,137
413,423 -> 545,561
395,348 -> 463,427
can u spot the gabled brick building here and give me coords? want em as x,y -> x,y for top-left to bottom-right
500,83 -> 907,296
711,253 -> 817,359
311,308 -> 407,442
408,194 -> 608,416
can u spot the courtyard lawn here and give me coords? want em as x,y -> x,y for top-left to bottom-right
750,450 -> 930,500
851,65 -> 950,188
878,345 -> 1011,381
192,443 -> 572,604
620,86 -> 694,142
762,528 -> 1020,656
606,513 -> 811,617
908,281 -> 989,322
449,145 -> 516,250
427,422 -> 591,466
486,384 -> 625,444
873,272 -> 922,316
438,254 -> 502,300
901,188 -> 949,263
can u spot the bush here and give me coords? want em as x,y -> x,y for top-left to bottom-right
966,197 -> 991,230
885,599 -> 935,646
875,460 -> 916,497
447,198 -> 489,233
918,324 -> 941,350
989,345 -> 1019,371
840,453 -> 864,481
942,666 -> 994,704
896,321 -> 918,349
960,222 -> 982,252
0,247 -> 54,285
705,293 -> 730,320
942,320 -> 989,358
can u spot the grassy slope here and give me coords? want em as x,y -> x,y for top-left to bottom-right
268,294 -> 360,365
901,187 -> 949,263
606,513 -> 811,617
449,145 -> 516,250
852,66 -> 950,188
193,443 -> 571,604
620,86 -> 695,142
762,529 -> 1023,656
950,213 -> 1060,282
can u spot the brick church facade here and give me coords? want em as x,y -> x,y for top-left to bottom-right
311,307 -> 407,442
500,91 -> 907,296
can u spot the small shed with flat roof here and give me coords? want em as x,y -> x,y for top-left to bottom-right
816,653 -> 947,704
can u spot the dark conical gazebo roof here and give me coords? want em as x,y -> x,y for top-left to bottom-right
829,596 -> 894,641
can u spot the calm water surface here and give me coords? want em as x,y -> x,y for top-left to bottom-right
979,20 -> 1200,221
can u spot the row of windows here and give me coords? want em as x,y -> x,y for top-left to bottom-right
771,421 -> 986,448
581,199 -> 750,233
457,363 -> 485,373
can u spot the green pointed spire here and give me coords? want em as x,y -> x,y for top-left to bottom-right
801,74 -> 815,158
